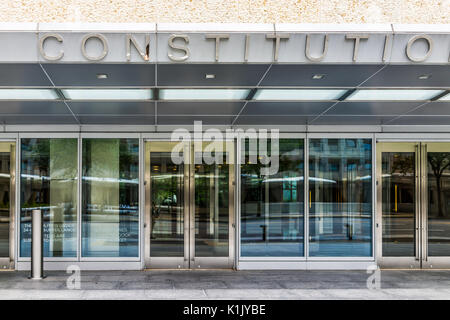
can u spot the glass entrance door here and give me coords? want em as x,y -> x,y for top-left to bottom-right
0,142 -> 15,269
377,142 -> 450,268
145,141 -> 234,269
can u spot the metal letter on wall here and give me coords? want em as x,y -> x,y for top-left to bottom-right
81,33 -> 109,61
382,34 -> 392,62
406,35 -> 433,62
244,34 -> 250,62
205,34 -> 229,62
346,34 -> 369,62
266,33 -> 290,61
126,34 -> 150,61
305,34 -> 329,62
39,33 -> 64,61
168,34 -> 190,62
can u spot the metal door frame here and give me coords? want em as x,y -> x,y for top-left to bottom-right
376,142 -> 421,268
377,142 -> 450,269
144,141 -> 190,269
0,141 -> 16,269
144,140 -> 235,269
421,142 -> 450,269
190,141 -> 235,269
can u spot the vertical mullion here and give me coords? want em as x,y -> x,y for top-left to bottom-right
138,135 -> 143,267
15,138 -> 20,264
421,143 -> 428,264
304,134 -> 309,261
235,135 -> 241,269
372,134 -> 376,260
415,143 -> 421,263
230,140 -> 235,269
189,142 -> 195,268
183,142 -> 190,268
77,135 -> 82,262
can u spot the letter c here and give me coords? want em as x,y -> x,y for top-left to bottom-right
39,33 -> 64,61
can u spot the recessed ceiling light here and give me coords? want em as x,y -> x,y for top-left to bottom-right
312,74 -> 325,80
346,89 -> 445,101
438,92 -> 450,101
96,73 -> 108,79
205,74 -> 216,79
0,89 -> 59,100
62,89 -> 152,100
418,74 -> 431,80
159,89 -> 250,100
253,89 -> 347,101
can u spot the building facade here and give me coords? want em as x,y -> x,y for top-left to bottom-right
0,20 -> 448,271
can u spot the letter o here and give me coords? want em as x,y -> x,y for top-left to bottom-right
39,33 -> 64,61
81,33 -> 108,61
406,35 -> 433,62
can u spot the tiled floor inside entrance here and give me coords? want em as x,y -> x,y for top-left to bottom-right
1,270 -> 450,299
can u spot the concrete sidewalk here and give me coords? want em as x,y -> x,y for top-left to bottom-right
1,270 -> 450,299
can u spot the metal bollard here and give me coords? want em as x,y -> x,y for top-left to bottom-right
30,209 -> 44,279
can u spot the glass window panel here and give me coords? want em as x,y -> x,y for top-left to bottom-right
150,151 -> 184,257
241,139 -> 304,257
428,151 -> 450,256
82,138 -> 139,257
20,139 -> 78,257
309,138 -> 372,257
195,151 -> 230,257
381,152 -> 416,257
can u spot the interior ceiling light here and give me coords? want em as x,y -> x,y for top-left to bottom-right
61,89 -> 152,100
253,89 -> 347,101
346,89 -> 445,101
0,89 -> 59,100
96,73 -> 108,79
312,74 -> 325,80
159,89 -> 250,100
418,74 -> 431,80
205,74 -> 216,79
438,92 -> 450,101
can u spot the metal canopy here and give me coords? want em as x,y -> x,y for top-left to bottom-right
0,62 -> 448,126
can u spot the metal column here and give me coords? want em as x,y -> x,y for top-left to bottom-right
30,209 -> 44,279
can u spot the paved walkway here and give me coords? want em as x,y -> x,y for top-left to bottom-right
1,270 -> 450,299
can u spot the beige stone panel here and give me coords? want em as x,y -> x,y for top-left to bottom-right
36,0 -> 65,23
154,0 -> 241,23
252,0 -> 323,23
244,0 -> 271,23
135,0 -> 157,22
69,0 -> 136,23
0,0 -> 41,22
401,0 -> 450,24
0,0 -> 448,23
319,0 -> 402,23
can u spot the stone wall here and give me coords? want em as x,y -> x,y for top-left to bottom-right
0,0 -> 448,24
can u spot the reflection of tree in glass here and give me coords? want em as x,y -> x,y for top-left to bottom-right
428,152 -> 450,218
390,153 -> 414,176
